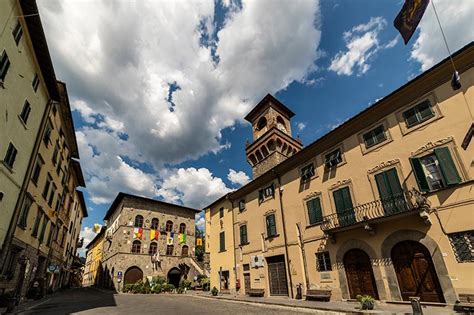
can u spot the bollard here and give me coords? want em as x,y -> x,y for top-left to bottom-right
409,296 -> 423,314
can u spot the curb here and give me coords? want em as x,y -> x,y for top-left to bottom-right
11,297 -> 51,314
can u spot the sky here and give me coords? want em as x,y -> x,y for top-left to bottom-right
35,0 -> 474,255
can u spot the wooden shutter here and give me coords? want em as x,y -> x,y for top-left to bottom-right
307,198 -> 323,224
266,214 -> 276,236
409,157 -> 429,192
220,232 -> 225,251
240,225 -> 247,244
340,187 -> 353,210
434,147 -> 461,185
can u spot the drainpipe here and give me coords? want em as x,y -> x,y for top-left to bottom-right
273,169 -> 294,298
296,222 -> 310,292
228,195 -> 239,293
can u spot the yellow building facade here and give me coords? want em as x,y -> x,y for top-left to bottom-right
83,227 -> 105,287
206,42 -> 474,304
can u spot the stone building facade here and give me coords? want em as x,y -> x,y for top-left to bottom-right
101,193 -> 205,291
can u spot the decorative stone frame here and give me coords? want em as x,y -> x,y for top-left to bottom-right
395,92 -> 443,136
263,209 -> 278,239
380,229 -> 457,303
302,191 -> 324,228
366,159 -> 406,201
321,143 -> 347,169
327,179 -> 356,213
357,119 -> 393,155
237,221 -> 249,246
298,158 -> 318,182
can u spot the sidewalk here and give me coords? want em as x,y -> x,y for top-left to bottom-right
189,291 -> 457,314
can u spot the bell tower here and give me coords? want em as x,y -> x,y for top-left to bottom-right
245,94 -> 303,178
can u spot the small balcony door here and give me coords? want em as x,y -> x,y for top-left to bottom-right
333,187 -> 356,227
375,168 -> 406,215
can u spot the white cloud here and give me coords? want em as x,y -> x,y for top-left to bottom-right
296,122 -> 307,131
410,0 -> 474,71
329,17 -> 397,76
227,169 -> 250,186
37,0 -> 322,205
196,216 -> 205,230
78,226 -> 97,257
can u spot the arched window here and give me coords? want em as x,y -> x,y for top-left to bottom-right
134,215 -> 144,228
179,223 -> 186,234
131,240 -> 141,254
257,116 -> 267,130
166,244 -> 174,256
149,242 -> 158,255
151,218 -> 159,230
166,220 -> 173,232
276,116 -> 287,132
181,245 -> 189,257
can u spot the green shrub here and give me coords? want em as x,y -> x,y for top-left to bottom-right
179,279 -> 192,290
201,277 -> 210,291
151,276 -> 167,285
151,284 -> 162,294
132,281 -> 145,294
177,287 -> 184,294
162,283 -> 175,292
211,286 -> 218,296
356,295 -> 375,310
123,284 -> 134,293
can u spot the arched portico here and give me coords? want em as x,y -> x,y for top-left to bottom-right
167,267 -> 181,288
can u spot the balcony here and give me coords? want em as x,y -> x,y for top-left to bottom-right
321,189 -> 429,235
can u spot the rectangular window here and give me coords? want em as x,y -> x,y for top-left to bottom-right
56,159 -> 62,176
38,216 -> 49,244
31,156 -> 44,185
219,231 -> 225,252
316,252 -> 332,271
47,223 -> 55,246
61,227 -> 67,247
239,199 -> 246,212
301,163 -> 315,181
219,207 -> 224,218
48,184 -> 57,207
403,100 -> 435,128
306,197 -> 323,225
3,142 -> 17,169
32,208 -> 43,237
55,193 -> 61,213
20,101 -> 31,124
266,213 -> 277,237
240,225 -> 248,245
43,122 -> 52,147
18,195 -> 33,228
325,148 -> 342,168
448,231 -> 474,263
363,125 -> 387,148
0,50 -> 11,81
410,147 -> 461,192
32,73 -> 40,92
42,174 -> 52,199
52,143 -> 59,165
259,184 -> 275,202
12,21 -> 23,45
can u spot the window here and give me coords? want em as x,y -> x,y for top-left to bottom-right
259,184 -> 275,202
32,74 -> 40,92
324,148 -> 342,168
219,207 -> 224,218
20,101 -> 31,124
333,187 -> 354,212
239,199 -> 246,212
165,220 -> 173,232
38,216 -> 49,244
403,100 -> 435,128
219,231 -> 225,252
363,125 -> 386,148
52,104 -> 57,116
301,163 -> 315,181
18,195 -> 33,228
32,208 -> 43,237
55,194 -> 61,213
31,156 -> 43,185
43,122 -> 52,146
42,174 -> 52,199
240,225 -> 248,245
12,21 -> 23,45
134,215 -> 144,228
181,245 -> 189,256
266,214 -> 277,238
410,147 -> 461,192
306,197 -> 323,225
179,223 -> 186,234
48,184 -> 56,207
448,231 -> 474,263
149,242 -> 158,255
3,142 -> 17,169
4,247 -> 20,279
52,143 -> 59,165
151,218 -> 159,230
316,252 -> 332,271
56,159 -> 62,176
166,244 -> 174,256
131,240 -> 141,253
61,227 -> 67,247
0,50 -> 11,81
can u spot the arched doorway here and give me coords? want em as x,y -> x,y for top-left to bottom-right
343,249 -> 379,299
124,266 -> 143,285
167,268 -> 181,288
391,240 -> 444,302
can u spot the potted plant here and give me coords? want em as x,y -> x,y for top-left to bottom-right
211,286 -> 218,296
356,294 -> 375,310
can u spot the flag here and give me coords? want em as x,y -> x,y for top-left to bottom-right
93,223 -> 102,233
167,237 -> 173,245
451,71 -> 462,91
394,0 -> 429,45
133,227 -> 143,239
196,238 -> 202,246
150,229 -> 159,241
179,233 -> 187,244
170,231 -> 175,239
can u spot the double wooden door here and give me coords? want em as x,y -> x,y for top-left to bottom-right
391,241 -> 444,302
267,256 -> 288,296
343,249 -> 379,299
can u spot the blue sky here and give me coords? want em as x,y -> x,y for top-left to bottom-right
36,0 -> 474,254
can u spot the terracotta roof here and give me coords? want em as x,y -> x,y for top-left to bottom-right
244,94 -> 295,122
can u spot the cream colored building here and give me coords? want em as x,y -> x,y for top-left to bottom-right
205,42 -> 474,304
83,226 -> 105,287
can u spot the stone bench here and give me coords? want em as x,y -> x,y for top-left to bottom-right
305,289 -> 331,301
248,288 -> 265,297
454,294 -> 474,312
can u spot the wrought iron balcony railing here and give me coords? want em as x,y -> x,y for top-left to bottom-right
321,189 -> 428,233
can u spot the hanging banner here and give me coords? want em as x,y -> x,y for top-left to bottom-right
133,227 -> 143,239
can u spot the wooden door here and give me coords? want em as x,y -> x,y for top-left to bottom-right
244,273 -> 251,295
375,168 -> 406,215
267,256 -> 288,296
343,249 -> 379,299
391,241 -> 444,302
124,266 -> 143,284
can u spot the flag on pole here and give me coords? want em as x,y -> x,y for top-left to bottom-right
394,0 -> 430,44
133,227 -> 143,239
196,238 -> 202,246
150,229 -> 159,241
179,233 -> 187,244
167,237 -> 173,245
93,223 -> 102,233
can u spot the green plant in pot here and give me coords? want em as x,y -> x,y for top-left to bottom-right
356,294 -> 375,310
211,286 -> 218,296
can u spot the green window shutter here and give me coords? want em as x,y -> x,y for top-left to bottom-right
307,198 -> 323,224
220,232 -> 225,251
409,157 -> 430,192
434,147 -> 461,185
266,214 -> 276,236
333,189 -> 345,214
240,225 -> 247,244
340,187 -> 353,210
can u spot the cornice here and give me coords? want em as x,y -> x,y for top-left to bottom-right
367,159 -> 400,174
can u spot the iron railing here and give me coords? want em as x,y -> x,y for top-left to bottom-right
321,189 -> 428,232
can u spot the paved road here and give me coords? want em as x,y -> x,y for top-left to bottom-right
17,288 -> 331,314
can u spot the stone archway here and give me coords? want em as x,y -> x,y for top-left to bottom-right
336,239 -> 387,300
167,268 -> 181,288
124,266 -> 143,285
381,229 -> 456,303
343,249 -> 379,299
